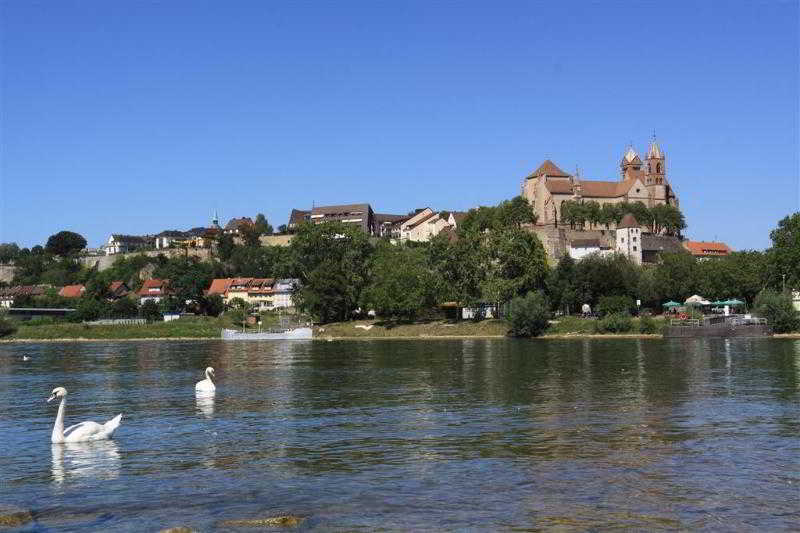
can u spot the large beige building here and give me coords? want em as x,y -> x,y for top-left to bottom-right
522,138 -> 679,227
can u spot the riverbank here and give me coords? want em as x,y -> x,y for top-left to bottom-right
8,315 -> 796,342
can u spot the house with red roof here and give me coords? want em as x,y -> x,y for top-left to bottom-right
138,279 -> 170,304
683,241 -> 732,260
58,285 -> 86,299
205,278 -> 276,310
108,281 -> 130,300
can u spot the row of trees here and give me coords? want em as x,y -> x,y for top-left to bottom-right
560,200 -> 686,235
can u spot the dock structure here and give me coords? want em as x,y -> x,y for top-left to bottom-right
664,315 -> 771,338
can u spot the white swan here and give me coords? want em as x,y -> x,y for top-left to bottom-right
22,355 -> 30,361
47,387 -> 122,444
195,367 -> 216,394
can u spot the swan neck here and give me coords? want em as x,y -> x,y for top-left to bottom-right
206,369 -> 213,383
52,397 -> 65,443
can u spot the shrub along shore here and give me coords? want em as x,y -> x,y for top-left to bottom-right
3,315 -> 668,341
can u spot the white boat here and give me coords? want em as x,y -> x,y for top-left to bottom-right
221,327 -> 313,340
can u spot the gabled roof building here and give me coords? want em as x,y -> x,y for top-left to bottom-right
521,137 -> 679,229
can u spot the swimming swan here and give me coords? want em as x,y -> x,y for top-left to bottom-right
47,387 -> 122,444
195,367 -> 216,394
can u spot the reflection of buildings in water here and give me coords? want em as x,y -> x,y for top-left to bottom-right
196,392 -> 215,417
51,440 -> 121,484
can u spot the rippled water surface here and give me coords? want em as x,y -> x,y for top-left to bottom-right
0,338 -> 798,531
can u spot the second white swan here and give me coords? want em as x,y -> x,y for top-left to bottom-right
195,367 -> 216,394
48,387 -> 122,443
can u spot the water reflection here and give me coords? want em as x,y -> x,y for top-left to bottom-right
51,440 -> 120,484
195,392 -> 215,418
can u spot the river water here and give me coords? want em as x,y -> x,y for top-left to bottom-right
0,338 -> 798,531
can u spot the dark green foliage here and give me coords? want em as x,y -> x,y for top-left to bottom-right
289,222 -> 372,323
507,291 -> 551,337
217,233 -> 236,261
596,295 -> 636,317
638,314 -> 658,334
75,298 -> 110,322
277,224 -> 288,234
45,231 -> 87,256
199,294 -> 225,317
140,300 -> 162,322
0,316 -> 17,337
253,213 -> 273,235
0,243 -> 21,264
765,212 -> 800,289
153,256 -> 221,312
594,312 -> 633,333
754,289 -> 798,333
546,255 -> 579,314
110,298 -> 139,318
362,243 -> 436,320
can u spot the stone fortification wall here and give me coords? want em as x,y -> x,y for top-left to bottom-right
78,248 -> 213,272
0,265 -> 18,283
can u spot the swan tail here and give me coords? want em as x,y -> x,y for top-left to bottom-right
104,414 -> 123,436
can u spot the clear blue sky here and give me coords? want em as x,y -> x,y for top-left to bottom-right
1,1 -> 798,250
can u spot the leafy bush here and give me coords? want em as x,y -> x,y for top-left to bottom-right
638,314 -> 658,334
140,300 -> 162,322
507,291 -> 551,337
110,298 -> 139,319
596,295 -> 636,317
75,297 -> 110,322
594,312 -> 633,333
754,289 -> 799,333
0,316 -> 17,337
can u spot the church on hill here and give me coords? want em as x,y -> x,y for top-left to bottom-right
521,137 -> 679,227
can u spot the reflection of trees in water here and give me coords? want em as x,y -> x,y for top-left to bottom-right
51,440 -> 121,484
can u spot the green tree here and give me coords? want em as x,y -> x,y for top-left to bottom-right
546,255 -> 579,314
140,300 -> 161,322
75,297 -> 109,321
0,243 -> 20,264
754,289 -> 798,333
277,224 -> 288,234
507,291 -> 551,337
362,243 -> 435,320
766,212 -> 800,289
481,226 -> 548,307
253,213 -> 273,235
217,233 -> 236,261
110,298 -> 139,318
652,252 -> 697,302
45,231 -> 87,256
289,221 -> 372,323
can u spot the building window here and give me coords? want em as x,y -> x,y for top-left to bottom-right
633,246 -> 637,251
657,163 -> 662,173
633,236 -> 637,242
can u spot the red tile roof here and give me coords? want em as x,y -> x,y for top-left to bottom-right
684,241 -> 732,256
527,160 -> 571,179
544,179 -> 574,194
58,285 -> 85,298
138,279 -> 169,296
207,278 -> 232,296
617,213 -> 640,229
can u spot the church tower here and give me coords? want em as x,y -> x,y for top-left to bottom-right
620,146 -> 644,182
645,136 -> 667,206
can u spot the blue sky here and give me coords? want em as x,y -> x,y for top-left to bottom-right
1,1 -> 798,250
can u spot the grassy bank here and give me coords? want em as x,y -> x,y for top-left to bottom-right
4,316 -> 227,340
317,316 -> 666,339
3,315 -> 666,341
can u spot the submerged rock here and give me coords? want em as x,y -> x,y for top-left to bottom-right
219,515 -> 306,528
0,504 -> 33,528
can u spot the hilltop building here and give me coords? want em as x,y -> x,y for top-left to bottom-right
522,137 -> 679,228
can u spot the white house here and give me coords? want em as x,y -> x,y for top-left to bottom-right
568,238 -> 612,260
104,234 -> 150,255
273,278 -> 300,309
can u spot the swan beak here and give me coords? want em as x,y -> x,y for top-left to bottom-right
47,394 -> 56,403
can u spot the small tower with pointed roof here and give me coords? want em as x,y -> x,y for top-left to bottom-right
620,146 -> 643,181
645,135 -> 666,189
616,213 -> 642,264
